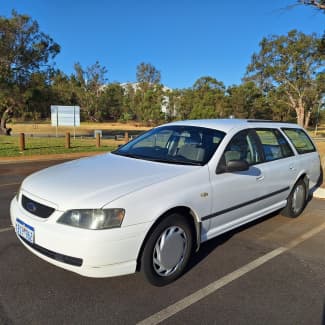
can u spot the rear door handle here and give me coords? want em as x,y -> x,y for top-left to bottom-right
256,175 -> 264,181
289,164 -> 295,171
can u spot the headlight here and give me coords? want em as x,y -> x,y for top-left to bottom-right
57,209 -> 125,230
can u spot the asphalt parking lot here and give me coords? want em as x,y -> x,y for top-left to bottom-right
1,159 -> 325,325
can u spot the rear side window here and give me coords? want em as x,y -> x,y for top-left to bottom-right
256,129 -> 294,162
281,128 -> 316,154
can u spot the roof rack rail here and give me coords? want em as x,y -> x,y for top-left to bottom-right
246,119 -> 294,124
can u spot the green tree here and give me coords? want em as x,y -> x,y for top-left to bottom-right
174,88 -> 195,120
133,85 -> 164,124
246,30 -> 324,127
299,0 -> 325,11
23,72 -> 53,120
121,83 -> 136,121
51,70 -> 80,106
133,63 -> 164,124
264,86 -> 297,121
72,61 -> 108,121
227,81 -> 266,119
136,62 -> 161,85
0,11 -> 60,134
190,76 -> 226,119
99,83 -> 124,121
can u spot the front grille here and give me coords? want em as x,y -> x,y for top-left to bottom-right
22,195 -> 55,218
19,236 -> 83,267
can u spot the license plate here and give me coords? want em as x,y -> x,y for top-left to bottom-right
16,218 -> 34,244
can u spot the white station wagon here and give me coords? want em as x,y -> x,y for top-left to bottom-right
10,119 -> 321,285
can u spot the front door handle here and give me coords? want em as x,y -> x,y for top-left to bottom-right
256,175 -> 264,181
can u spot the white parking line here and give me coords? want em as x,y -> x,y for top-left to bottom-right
0,226 -> 13,233
137,222 -> 325,325
0,182 -> 20,188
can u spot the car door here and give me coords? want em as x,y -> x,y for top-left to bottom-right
281,127 -> 320,188
253,128 -> 299,207
206,129 -> 269,238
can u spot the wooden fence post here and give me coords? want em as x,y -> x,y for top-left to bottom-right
65,132 -> 70,149
19,133 -> 25,151
124,132 -> 129,143
96,133 -> 101,148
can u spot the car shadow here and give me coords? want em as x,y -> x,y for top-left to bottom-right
322,299 -> 325,325
316,164 -> 324,188
184,211 -> 280,275
310,165 -> 323,201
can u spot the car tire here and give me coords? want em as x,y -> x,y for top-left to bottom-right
141,213 -> 193,286
281,179 -> 307,218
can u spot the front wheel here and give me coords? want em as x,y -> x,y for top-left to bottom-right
281,179 -> 307,218
141,213 -> 193,286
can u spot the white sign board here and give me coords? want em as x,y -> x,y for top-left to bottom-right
51,106 -> 80,127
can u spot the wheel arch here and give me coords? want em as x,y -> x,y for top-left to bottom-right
136,206 -> 201,271
295,172 -> 309,200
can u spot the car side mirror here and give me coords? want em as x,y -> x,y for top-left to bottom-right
225,160 -> 249,172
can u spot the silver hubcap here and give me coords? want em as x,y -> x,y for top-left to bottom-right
292,184 -> 305,214
153,226 -> 188,277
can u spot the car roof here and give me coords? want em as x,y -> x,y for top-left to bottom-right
163,119 -> 299,133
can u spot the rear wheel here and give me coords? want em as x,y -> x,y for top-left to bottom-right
141,213 -> 193,286
281,179 -> 307,218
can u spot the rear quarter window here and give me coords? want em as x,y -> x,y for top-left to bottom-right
281,128 -> 316,154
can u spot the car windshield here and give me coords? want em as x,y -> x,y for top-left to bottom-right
113,125 -> 225,165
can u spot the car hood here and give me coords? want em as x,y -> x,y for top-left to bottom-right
22,153 -> 197,211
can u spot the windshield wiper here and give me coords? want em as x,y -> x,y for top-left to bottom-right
112,152 -> 144,160
113,152 -> 202,166
142,157 -> 202,166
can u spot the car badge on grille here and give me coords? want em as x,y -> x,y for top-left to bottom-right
26,202 -> 37,213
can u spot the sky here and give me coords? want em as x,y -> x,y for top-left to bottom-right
1,0 -> 324,89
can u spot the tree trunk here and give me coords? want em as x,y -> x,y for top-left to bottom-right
0,107 -> 13,135
296,97 -> 305,127
304,110 -> 312,129
286,91 -> 305,127
296,110 -> 304,127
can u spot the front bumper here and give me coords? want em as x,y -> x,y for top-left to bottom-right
10,197 -> 151,278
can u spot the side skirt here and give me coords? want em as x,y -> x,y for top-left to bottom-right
201,200 -> 287,243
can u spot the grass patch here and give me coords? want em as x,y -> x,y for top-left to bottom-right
307,126 -> 325,138
0,135 -> 119,157
315,141 -> 325,156
7,122 -> 150,136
